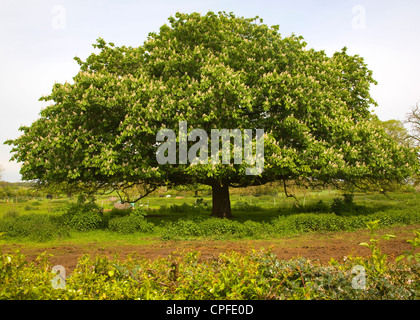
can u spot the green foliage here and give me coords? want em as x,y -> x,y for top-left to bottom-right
131,206 -> 148,217
330,193 -> 364,216
60,200 -> 104,231
159,206 -> 420,240
108,208 -> 154,234
292,199 -> 330,213
373,117 -> 413,147
356,220 -> 395,275
0,192 -> 419,242
160,217 -> 269,240
3,209 -> 20,218
1,245 -> 418,300
396,230 -> 420,263
0,214 -> 69,242
233,201 -> 263,212
5,11 -> 419,212
194,197 -> 209,209
160,201 -> 210,214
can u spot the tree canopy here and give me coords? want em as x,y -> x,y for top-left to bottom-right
5,11 -> 419,217
406,103 -> 420,147
372,117 -> 413,147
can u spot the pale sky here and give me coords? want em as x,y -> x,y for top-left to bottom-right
1,0 -> 419,182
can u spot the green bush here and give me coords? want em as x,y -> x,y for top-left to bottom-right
60,201 -> 104,231
108,214 -> 155,234
330,193 -> 368,216
65,211 -> 103,231
161,219 -> 203,239
194,197 -> 209,209
161,217 -> 273,240
242,220 -> 273,237
369,208 -> 420,227
201,218 -> 242,235
1,248 -> 418,300
288,213 -> 335,232
159,206 -> 420,240
0,214 -> 69,242
270,216 -> 295,234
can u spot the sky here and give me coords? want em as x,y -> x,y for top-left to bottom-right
0,0 -> 419,182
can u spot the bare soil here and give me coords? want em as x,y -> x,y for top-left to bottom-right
1,225 -> 418,273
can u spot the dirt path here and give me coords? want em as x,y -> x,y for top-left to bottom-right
1,225 -> 418,273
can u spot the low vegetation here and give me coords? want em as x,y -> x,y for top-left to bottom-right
1,225 -> 418,300
0,188 -> 419,300
0,192 -> 419,242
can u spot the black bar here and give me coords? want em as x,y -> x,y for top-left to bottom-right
0,300 -> 417,319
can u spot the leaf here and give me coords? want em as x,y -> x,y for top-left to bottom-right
381,234 -> 395,240
6,11 -> 419,201
395,255 -> 405,263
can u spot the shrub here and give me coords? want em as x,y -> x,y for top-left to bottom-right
161,219 -> 202,239
60,200 -> 104,231
288,213 -> 335,232
270,216 -> 296,235
201,218 -> 244,236
1,247 -> 418,300
131,206 -> 148,217
65,211 -> 103,231
161,217 -> 274,240
0,214 -> 69,242
330,193 -> 367,216
158,204 -> 420,240
108,210 -> 154,234
242,220 -> 272,237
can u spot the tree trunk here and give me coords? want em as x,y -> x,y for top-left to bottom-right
211,183 -> 233,218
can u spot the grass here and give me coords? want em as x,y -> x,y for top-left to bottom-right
56,230 -> 158,246
0,190 -> 419,245
2,189 -> 418,301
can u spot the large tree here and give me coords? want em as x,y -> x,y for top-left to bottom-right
372,117 -> 413,147
5,12 -> 419,217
